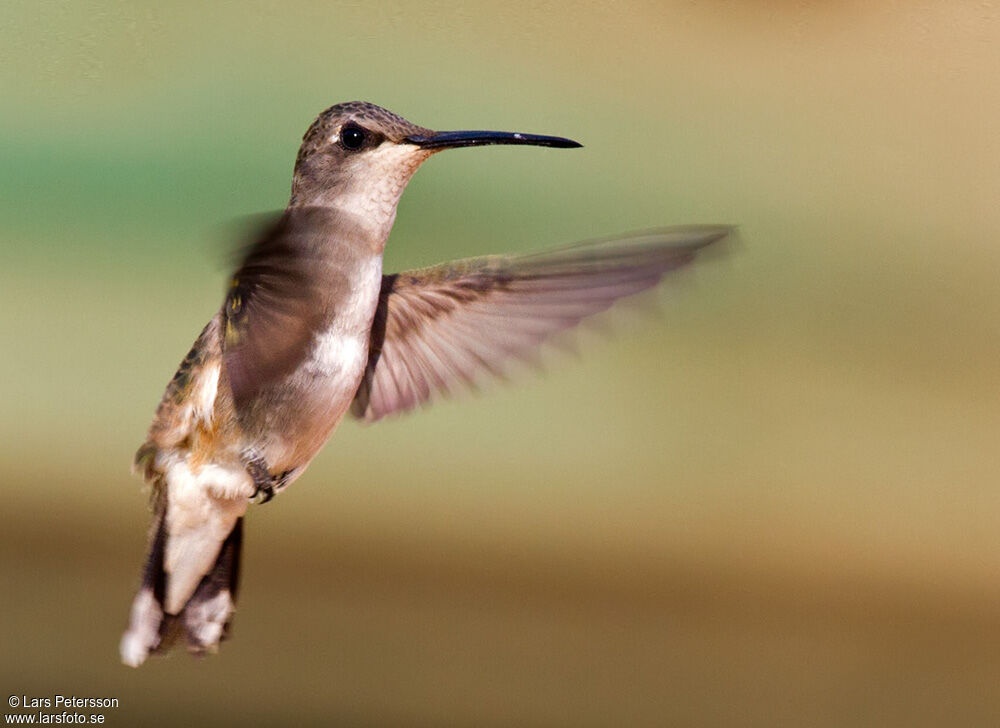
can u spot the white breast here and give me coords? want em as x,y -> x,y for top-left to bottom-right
307,331 -> 368,378
258,249 -> 385,470
304,252 -> 383,379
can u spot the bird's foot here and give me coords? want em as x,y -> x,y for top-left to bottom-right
252,480 -> 275,504
244,457 -> 292,505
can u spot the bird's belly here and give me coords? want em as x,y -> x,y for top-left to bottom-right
258,250 -> 385,470
242,250 -> 384,474
255,329 -> 370,471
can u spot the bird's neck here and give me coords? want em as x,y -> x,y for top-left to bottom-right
289,147 -> 431,253
288,200 -> 392,257
291,185 -> 407,254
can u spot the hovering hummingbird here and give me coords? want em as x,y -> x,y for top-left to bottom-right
119,101 -> 730,667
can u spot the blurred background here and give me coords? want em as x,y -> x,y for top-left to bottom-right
2,1 -> 999,725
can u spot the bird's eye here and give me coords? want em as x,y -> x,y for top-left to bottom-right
340,124 -> 366,151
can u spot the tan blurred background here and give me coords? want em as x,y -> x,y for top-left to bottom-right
2,1 -> 999,725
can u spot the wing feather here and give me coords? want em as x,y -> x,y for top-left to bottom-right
351,225 -> 731,422
222,207 -> 337,412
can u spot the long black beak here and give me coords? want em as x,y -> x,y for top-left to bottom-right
405,130 -> 582,150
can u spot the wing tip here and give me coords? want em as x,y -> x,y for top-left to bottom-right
623,223 -> 737,252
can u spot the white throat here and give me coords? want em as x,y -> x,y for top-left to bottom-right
303,143 -> 431,248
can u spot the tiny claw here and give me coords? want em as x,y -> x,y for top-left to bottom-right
245,457 -> 294,505
253,482 -> 276,504
245,456 -> 276,504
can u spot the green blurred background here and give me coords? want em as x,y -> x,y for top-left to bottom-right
3,1 -> 999,725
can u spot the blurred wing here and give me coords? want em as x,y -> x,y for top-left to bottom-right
222,207 -> 334,411
351,225 -> 731,422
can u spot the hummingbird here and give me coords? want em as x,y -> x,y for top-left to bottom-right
119,101 -> 730,667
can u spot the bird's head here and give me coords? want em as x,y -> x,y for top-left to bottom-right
289,101 -> 581,242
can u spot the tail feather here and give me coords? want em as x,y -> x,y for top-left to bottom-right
120,514 -> 244,667
120,512 -> 169,667
184,518 -> 242,653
